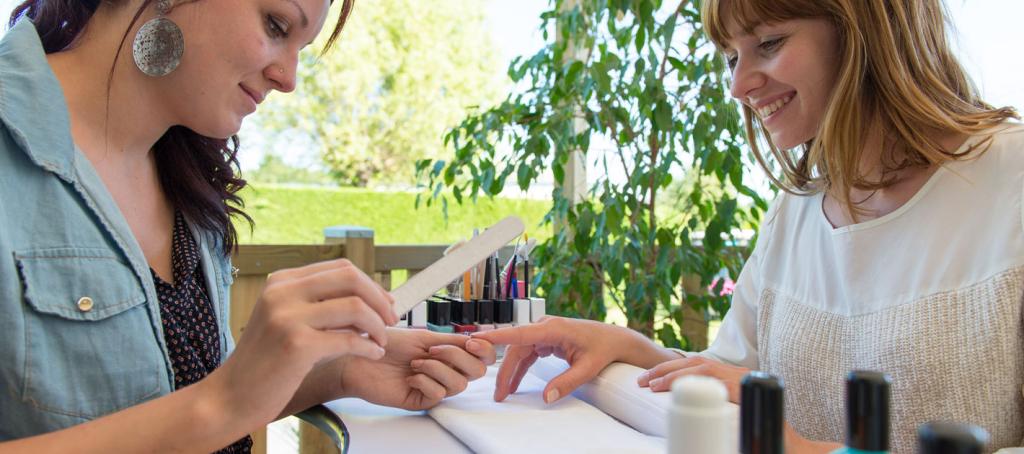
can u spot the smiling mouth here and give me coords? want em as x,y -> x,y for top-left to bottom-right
240,85 -> 262,105
757,94 -> 793,119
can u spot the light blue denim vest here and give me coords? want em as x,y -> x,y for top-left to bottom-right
0,19 -> 236,439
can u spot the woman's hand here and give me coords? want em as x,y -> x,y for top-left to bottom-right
471,316 -> 677,403
636,355 -> 749,402
208,258 -> 399,427
338,328 -> 497,410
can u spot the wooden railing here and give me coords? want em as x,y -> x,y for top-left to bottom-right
230,231 -> 709,454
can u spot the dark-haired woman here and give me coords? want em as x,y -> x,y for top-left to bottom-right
0,0 -> 495,451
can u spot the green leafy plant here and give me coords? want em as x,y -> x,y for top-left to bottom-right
418,0 -> 766,349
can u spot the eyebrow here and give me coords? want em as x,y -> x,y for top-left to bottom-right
283,0 -> 309,28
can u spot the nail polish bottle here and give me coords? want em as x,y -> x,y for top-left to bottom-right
528,297 -> 545,322
426,299 -> 453,333
668,375 -> 733,454
495,298 -> 514,328
512,298 -> 531,325
917,421 -> 989,454
740,371 -> 784,454
831,371 -> 891,454
448,296 -> 477,333
475,298 -> 495,331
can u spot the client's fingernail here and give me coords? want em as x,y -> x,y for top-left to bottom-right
637,371 -> 649,382
649,378 -> 662,388
545,388 -> 560,403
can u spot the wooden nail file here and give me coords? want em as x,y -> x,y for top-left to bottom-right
392,215 -> 525,316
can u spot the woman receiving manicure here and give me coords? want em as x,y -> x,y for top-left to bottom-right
473,1 -> 1023,452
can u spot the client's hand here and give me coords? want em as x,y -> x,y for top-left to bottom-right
636,355 -> 750,403
340,328 -> 497,410
471,316 -> 644,404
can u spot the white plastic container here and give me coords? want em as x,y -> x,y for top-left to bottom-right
668,375 -> 733,454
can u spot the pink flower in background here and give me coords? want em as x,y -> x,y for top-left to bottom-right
709,278 -> 735,296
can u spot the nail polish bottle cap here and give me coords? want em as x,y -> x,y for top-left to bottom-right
917,421 -> 989,454
451,298 -> 476,325
496,299 -> 514,323
428,299 -> 451,326
846,370 -> 891,451
476,299 -> 495,324
740,371 -> 784,454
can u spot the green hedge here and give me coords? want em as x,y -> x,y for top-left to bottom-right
234,184 -> 551,245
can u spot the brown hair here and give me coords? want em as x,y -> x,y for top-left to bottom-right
701,0 -> 1018,212
9,0 -> 355,253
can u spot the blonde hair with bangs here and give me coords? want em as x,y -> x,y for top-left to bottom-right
701,0 -> 1019,208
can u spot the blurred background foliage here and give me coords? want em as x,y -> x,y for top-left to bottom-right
417,0 -> 767,349
255,0 -> 506,187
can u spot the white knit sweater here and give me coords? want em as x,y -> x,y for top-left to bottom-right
702,123 -> 1024,453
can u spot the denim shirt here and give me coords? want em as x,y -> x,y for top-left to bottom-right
0,20 -> 236,439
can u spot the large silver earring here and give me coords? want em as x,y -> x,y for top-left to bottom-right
132,0 -> 184,77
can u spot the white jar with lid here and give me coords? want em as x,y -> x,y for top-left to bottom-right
668,375 -> 733,454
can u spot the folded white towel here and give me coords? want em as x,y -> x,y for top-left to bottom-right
429,361 -> 665,453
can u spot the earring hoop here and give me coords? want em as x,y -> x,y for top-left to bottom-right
132,0 -> 184,77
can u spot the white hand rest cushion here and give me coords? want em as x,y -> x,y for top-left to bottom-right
529,356 -> 740,439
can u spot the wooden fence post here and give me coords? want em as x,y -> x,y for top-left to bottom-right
324,225 -> 375,275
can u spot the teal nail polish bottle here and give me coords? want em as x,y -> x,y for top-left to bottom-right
426,299 -> 453,333
831,371 -> 891,454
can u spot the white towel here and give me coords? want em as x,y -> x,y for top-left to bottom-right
429,362 -> 665,453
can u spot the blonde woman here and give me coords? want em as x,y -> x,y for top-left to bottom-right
474,0 -> 1023,452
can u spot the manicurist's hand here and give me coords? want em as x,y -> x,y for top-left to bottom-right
208,258 -> 400,427
636,355 -> 750,402
471,316 -> 678,404
338,328 -> 497,410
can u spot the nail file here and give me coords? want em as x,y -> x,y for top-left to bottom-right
391,216 -> 525,316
